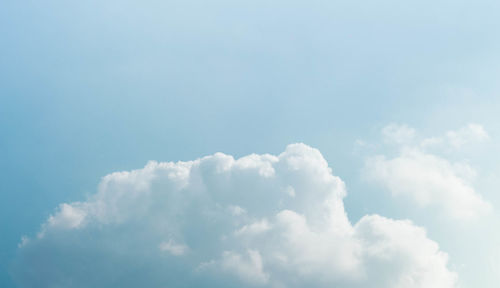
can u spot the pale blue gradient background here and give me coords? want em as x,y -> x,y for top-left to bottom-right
2,0 -> 500,287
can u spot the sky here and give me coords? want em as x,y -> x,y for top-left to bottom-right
1,0 -> 500,287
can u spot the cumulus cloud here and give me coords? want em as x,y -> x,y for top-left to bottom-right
365,124 -> 491,220
12,144 -> 457,288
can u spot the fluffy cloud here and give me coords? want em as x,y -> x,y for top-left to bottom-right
12,144 -> 457,288
365,124 -> 491,220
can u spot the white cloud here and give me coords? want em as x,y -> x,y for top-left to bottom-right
159,239 -> 189,256
365,124 -> 491,220
17,236 -> 29,248
13,144 -> 457,288
382,123 -> 417,144
46,203 -> 87,230
228,205 -> 247,216
221,250 -> 270,285
421,123 -> 489,150
234,219 -> 271,236
354,215 -> 457,288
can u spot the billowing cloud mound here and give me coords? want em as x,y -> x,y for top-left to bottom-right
13,144 -> 457,288
365,124 -> 491,220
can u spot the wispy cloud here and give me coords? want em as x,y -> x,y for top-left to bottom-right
364,123 -> 491,220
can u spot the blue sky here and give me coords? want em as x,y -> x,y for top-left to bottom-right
2,0 -> 500,287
